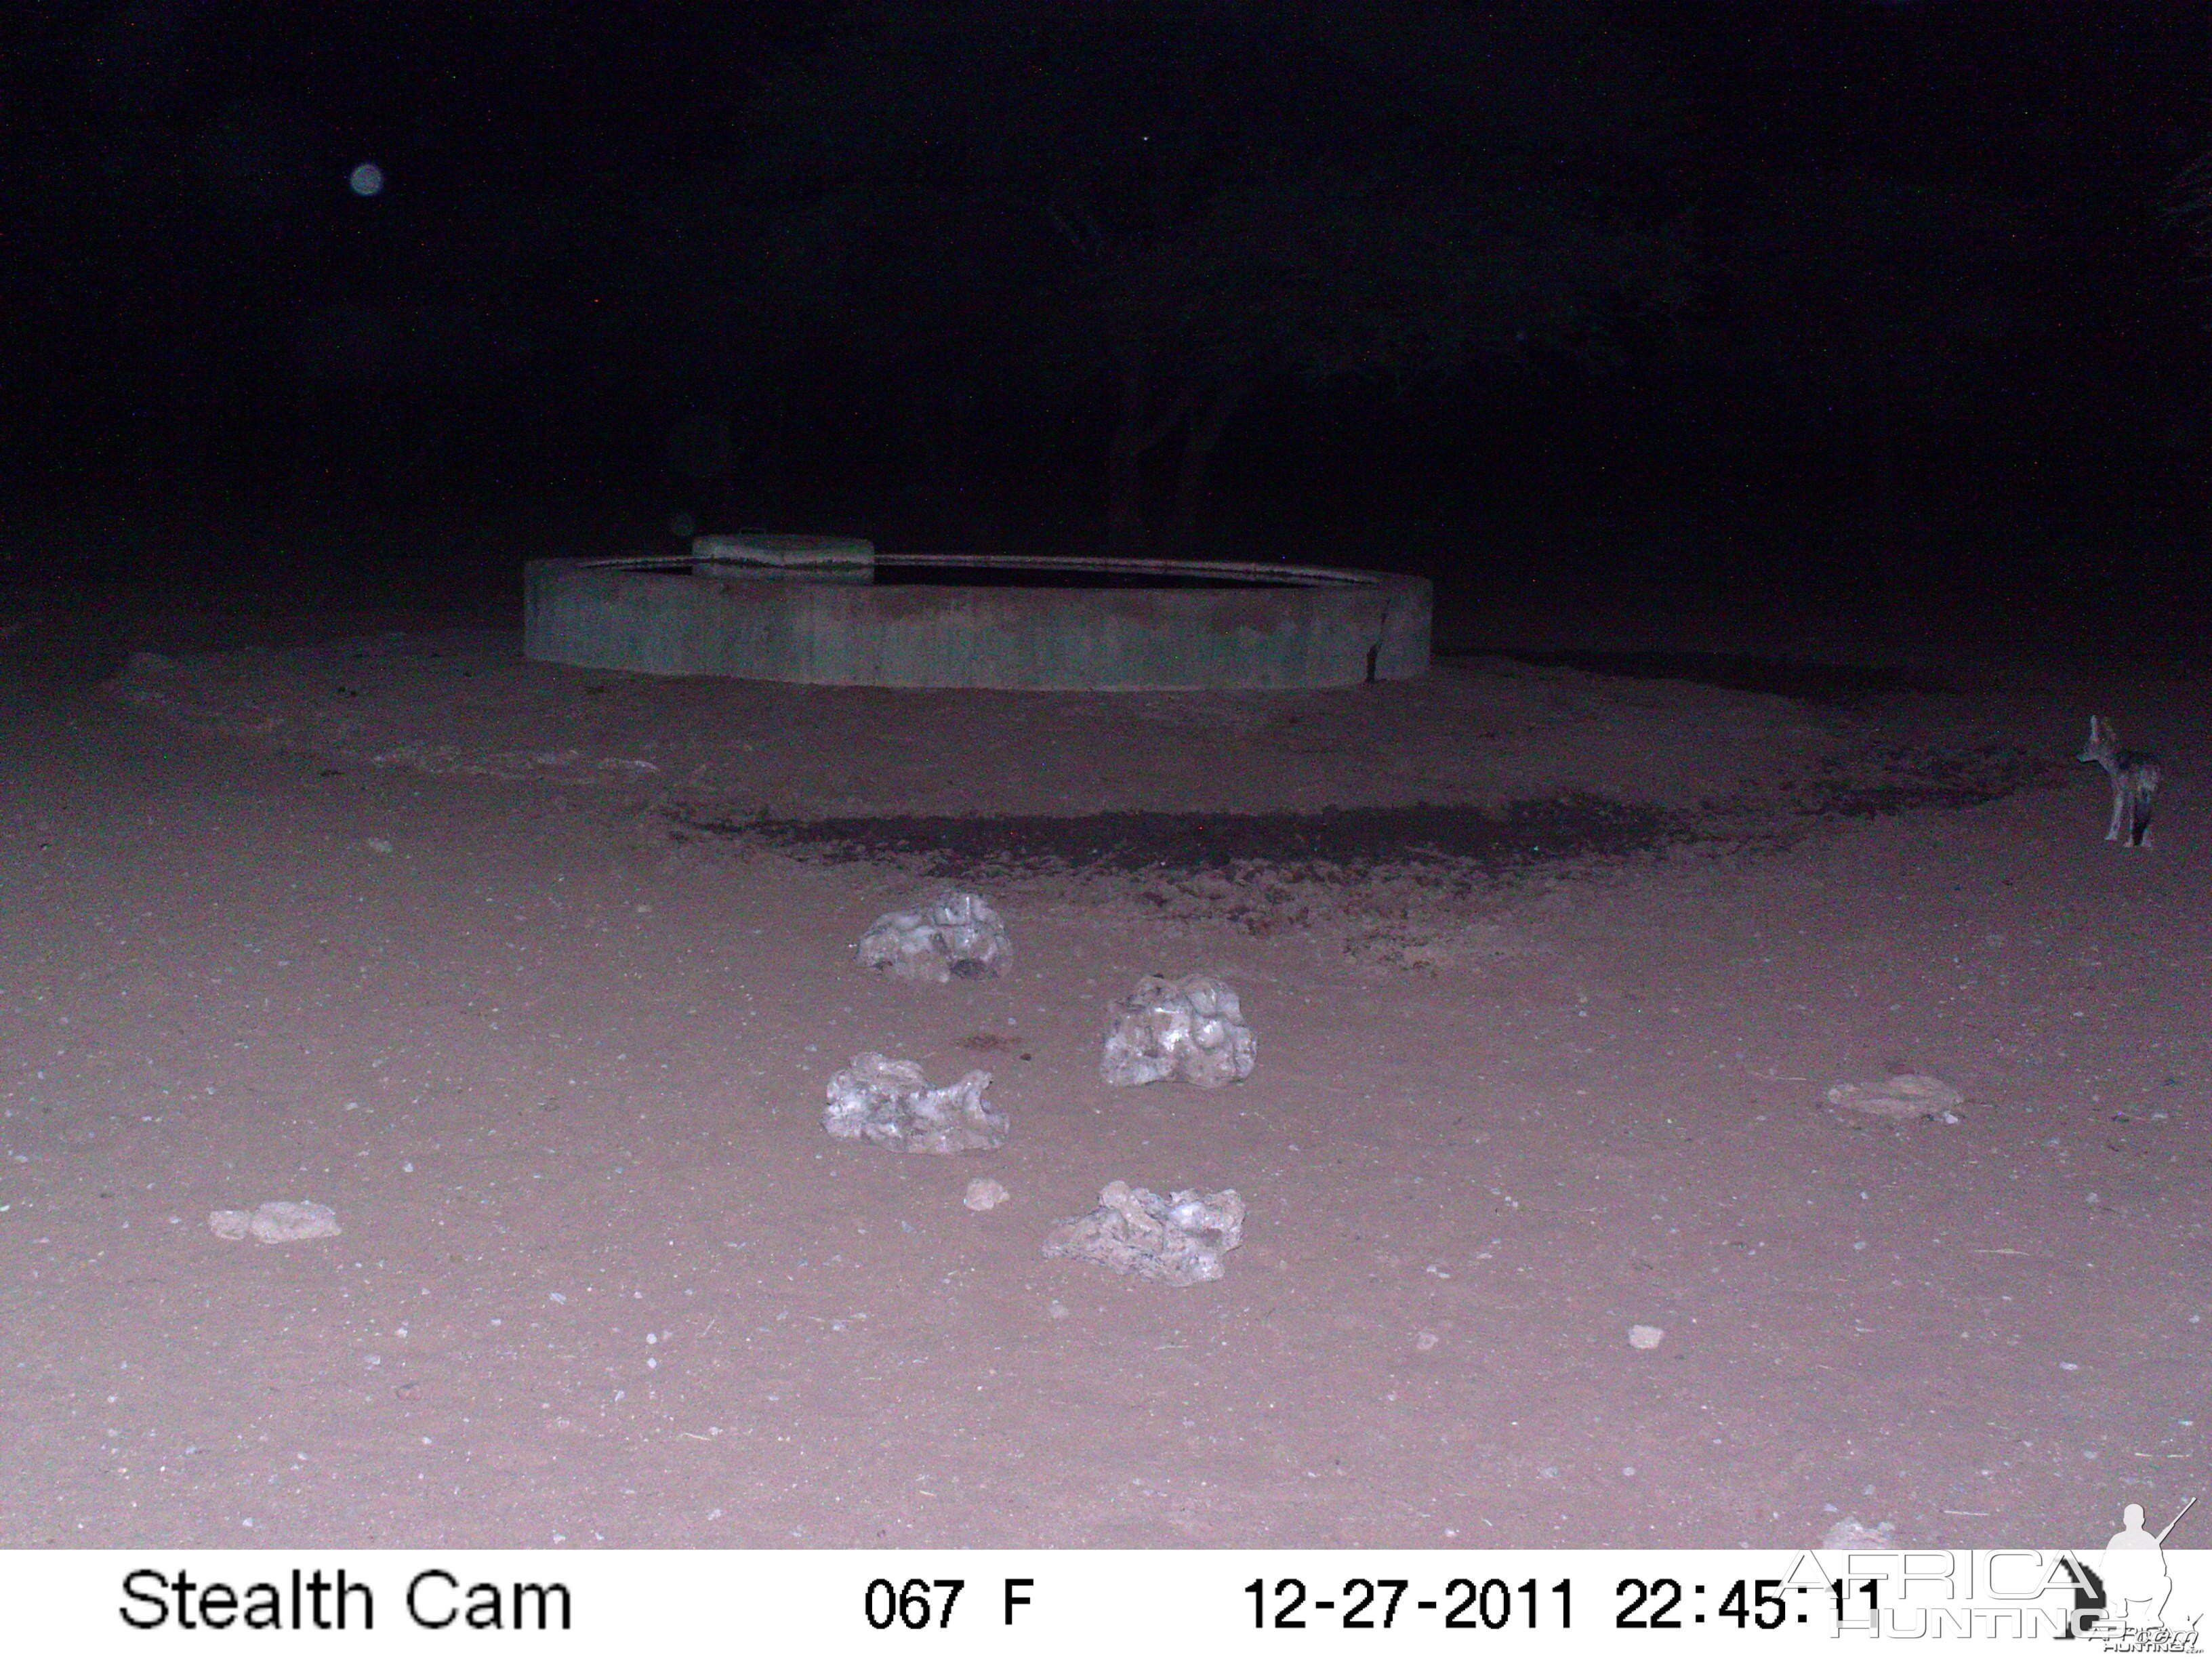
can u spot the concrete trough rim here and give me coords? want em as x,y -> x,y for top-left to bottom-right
525,550 -> 1431,691
565,549 -> 1387,588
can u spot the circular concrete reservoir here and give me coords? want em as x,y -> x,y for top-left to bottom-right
524,539 -> 1430,690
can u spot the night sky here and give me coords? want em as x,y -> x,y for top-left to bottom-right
7,1 -> 2209,638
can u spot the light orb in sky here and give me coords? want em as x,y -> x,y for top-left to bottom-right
348,162 -> 386,198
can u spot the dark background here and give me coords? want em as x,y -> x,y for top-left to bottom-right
6,1 -> 2210,648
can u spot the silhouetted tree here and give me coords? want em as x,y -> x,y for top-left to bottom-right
1705,170 -> 2043,630
748,0 -> 1694,552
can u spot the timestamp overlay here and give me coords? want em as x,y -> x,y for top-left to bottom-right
2,1547 -> 2205,1654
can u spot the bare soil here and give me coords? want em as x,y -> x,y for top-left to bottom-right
0,600 -> 2203,1549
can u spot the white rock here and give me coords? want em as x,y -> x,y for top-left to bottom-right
1629,1324 -> 1665,1350
823,1053 -> 1006,1154
209,1200 -> 342,1244
1043,1181 -> 1245,1286
1824,1073 -> 1963,1119
1101,973 -> 1256,1088
857,889 -> 1011,983
963,1178 -> 1010,1212
1820,1516 -> 1898,1549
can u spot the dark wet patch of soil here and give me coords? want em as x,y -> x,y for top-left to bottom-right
1458,649 -> 1959,706
683,796 -> 1676,878
680,741 -> 2048,880
1790,744 -> 2061,817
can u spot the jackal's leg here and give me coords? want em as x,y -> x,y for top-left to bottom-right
2125,787 -> 2154,849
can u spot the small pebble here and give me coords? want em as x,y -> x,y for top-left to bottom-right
963,1178 -> 1010,1212
1629,1324 -> 1665,1350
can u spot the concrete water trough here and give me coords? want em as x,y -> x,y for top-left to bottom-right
524,537 -> 1431,691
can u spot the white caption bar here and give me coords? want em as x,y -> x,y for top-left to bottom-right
2,1548 -> 2204,1654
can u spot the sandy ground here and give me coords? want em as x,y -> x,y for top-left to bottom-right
0,599 -> 2204,1551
